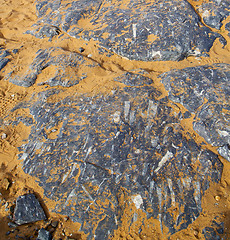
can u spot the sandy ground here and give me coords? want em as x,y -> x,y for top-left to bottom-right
0,0 -> 230,239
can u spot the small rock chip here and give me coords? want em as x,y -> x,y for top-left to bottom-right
37,228 -> 52,240
51,220 -> 59,228
194,230 -> 199,237
8,222 -> 17,228
215,195 -> 221,201
1,133 -> 7,139
49,227 -> 55,234
13,194 -> 46,225
79,47 -> 85,53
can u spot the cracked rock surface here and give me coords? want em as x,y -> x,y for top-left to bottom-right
195,0 -> 230,30
160,63 -> 230,160
12,73 -> 224,239
0,0 -> 230,239
32,0 -> 222,61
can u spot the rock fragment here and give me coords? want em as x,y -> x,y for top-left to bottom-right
26,24 -> 60,40
1,178 -> 10,190
37,228 -> 52,240
13,194 -> 47,225
1,133 -> 7,139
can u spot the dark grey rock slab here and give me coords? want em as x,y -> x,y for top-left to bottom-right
196,0 -> 230,30
13,194 -> 47,225
8,47 -> 98,87
0,48 -> 10,71
160,63 -> 230,161
11,79 -> 223,239
33,0 -> 222,61
37,228 -> 52,240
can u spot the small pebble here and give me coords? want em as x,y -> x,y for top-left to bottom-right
49,227 -> 55,234
79,47 -> 85,53
12,49 -> 19,54
193,230 -> 199,236
51,220 -> 59,228
1,133 -> 7,139
6,231 -> 12,235
37,228 -> 52,240
215,195 -> 221,201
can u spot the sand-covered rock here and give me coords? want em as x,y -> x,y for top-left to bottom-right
11,73 -> 223,238
7,47 -> 98,87
31,0 -> 222,61
160,63 -> 230,161
195,0 -> 230,30
0,48 -> 10,71
0,0 -> 230,239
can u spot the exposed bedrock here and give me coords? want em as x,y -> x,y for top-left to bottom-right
11,70 -> 223,239
31,0 -> 224,61
195,0 -> 230,30
160,63 -> 230,161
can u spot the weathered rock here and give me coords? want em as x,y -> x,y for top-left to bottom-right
201,218 -> 226,239
0,48 -> 10,71
196,0 -> 230,30
50,220 -> 58,228
26,24 -> 60,40
160,63 -> 230,161
8,47 -> 98,87
33,0 -> 222,61
11,75 -> 223,239
202,227 -> 220,240
13,194 -> 47,225
37,228 -> 52,240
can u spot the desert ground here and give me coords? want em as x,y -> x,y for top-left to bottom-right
0,0 -> 230,239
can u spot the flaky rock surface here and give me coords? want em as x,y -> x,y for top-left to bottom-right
13,194 -> 47,225
32,0 -> 222,61
12,69 -> 224,239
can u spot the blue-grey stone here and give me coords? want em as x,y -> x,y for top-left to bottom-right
196,0 -> 230,30
11,80 -> 223,239
37,228 -> 52,240
32,0 -> 222,61
13,194 -> 47,225
0,48 -> 10,71
160,63 -> 230,161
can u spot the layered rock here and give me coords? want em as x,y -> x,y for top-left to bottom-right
160,63 -> 230,161
10,66 -> 224,239
30,0 -> 223,61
